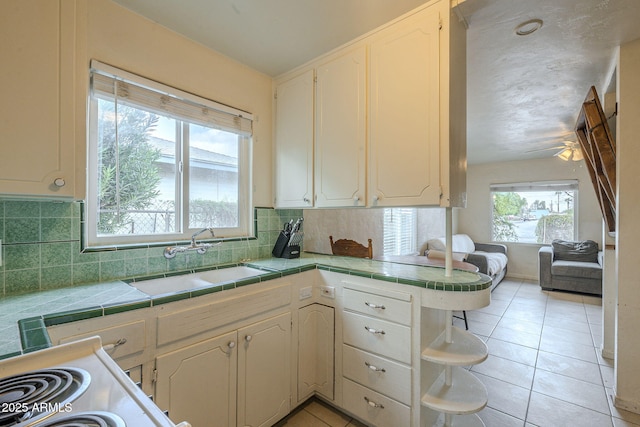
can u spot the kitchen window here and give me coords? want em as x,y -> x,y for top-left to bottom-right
87,61 -> 253,247
490,180 -> 578,244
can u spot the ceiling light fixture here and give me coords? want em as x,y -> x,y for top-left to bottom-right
557,148 -> 573,161
556,146 -> 583,162
515,18 -> 543,36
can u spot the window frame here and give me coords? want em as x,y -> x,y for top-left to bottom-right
86,61 -> 253,248
489,180 -> 579,244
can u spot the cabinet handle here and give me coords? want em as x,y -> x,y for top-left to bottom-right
364,396 -> 384,409
245,335 -> 252,342
364,326 -> 385,335
365,301 -> 386,310
53,178 -> 66,187
227,341 -> 236,349
353,195 -> 360,202
303,197 -> 310,203
103,338 -> 127,352
365,362 -> 386,372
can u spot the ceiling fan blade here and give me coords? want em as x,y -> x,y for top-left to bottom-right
525,145 -> 566,153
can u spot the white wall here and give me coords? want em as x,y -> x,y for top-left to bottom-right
457,157 -> 603,280
614,37 -> 640,413
303,208 -> 448,258
81,0 -> 274,207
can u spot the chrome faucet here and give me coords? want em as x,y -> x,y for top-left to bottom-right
191,227 -> 215,246
163,227 -> 221,259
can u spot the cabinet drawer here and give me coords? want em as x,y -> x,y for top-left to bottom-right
157,283 -> 291,346
342,344 -> 411,405
343,287 -> 412,326
342,311 -> 411,364
57,320 -> 146,361
342,378 -> 410,427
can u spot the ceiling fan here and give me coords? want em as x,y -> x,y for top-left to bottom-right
526,139 -> 583,162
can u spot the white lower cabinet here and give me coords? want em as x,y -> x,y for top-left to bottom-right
155,312 -> 291,427
298,303 -> 335,402
237,312 -> 292,427
155,331 -> 238,427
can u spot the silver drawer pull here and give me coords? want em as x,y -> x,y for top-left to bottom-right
365,362 -> 386,372
364,396 -> 384,409
365,301 -> 386,310
364,326 -> 385,335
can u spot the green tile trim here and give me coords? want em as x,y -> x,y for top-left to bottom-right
371,274 -> 398,283
103,298 -> 152,315
327,266 -> 351,275
190,284 -> 223,298
258,272 -> 283,282
18,317 -> 51,352
349,270 -> 373,278
281,268 -> 303,277
298,264 -> 317,273
43,306 -> 104,327
0,351 -> 22,360
235,276 -> 261,288
151,291 -> 191,306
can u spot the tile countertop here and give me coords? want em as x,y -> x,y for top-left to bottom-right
0,253 -> 491,359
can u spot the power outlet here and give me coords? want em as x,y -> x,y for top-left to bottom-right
299,286 -> 312,300
320,286 -> 335,299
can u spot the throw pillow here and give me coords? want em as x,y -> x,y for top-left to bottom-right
552,239 -> 599,263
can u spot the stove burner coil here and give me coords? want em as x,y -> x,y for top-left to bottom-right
33,411 -> 126,427
0,368 -> 90,427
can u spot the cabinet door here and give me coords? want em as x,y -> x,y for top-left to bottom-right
315,48 -> 367,207
0,0 -> 76,197
298,304 -> 335,401
237,312 -> 291,427
369,7 -> 441,206
274,70 -> 314,208
155,331 -> 237,427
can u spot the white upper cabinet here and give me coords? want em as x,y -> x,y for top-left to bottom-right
368,7 -> 441,207
315,47 -> 367,207
273,0 -> 466,208
0,0 -> 77,198
274,70 -> 315,208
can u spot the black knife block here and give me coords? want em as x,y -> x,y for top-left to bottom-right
272,231 -> 300,259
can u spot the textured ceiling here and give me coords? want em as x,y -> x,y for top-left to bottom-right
112,0 -> 640,164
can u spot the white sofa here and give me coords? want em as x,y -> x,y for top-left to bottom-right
426,234 -> 508,290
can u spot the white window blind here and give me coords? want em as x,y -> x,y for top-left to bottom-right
383,208 -> 417,256
90,60 -> 252,136
490,180 -> 578,193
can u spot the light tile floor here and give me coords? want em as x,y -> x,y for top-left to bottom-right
276,279 -> 640,426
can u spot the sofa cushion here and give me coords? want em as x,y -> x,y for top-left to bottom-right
552,239 -> 599,263
552,260 -> 602,280
474,251 -> 508,277
427,234 -> 476,254
427,249 -> 466,262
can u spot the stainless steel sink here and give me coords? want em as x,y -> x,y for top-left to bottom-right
131,266 -> 266,296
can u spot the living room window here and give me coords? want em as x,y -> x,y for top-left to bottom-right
490,180 -> 578,244
383,208 -> 417,255
87,61 -> 253,247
